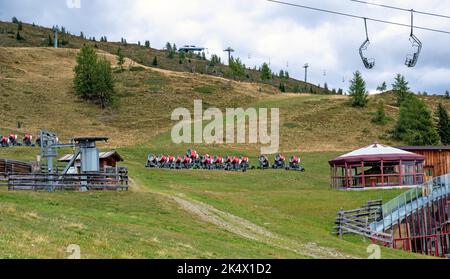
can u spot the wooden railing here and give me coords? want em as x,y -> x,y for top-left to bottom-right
7,172 -> 128,191
334,200 -> 393,244
0,158 -> 32,174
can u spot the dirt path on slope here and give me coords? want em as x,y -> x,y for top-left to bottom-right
170,194 -> 357,259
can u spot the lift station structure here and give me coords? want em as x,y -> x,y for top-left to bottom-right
6,130 -> 128,192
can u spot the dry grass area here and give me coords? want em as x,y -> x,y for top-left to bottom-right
0,21 -> 328,95
0,47 -> 274,147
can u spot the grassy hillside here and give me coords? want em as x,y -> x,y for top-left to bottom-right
4,47 -> 443,151
1,46 -> 448,259
0,147 -> 428,259
0,47 -> 273,146
0,20 -> 330,94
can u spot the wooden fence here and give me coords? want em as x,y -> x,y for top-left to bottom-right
7,172 -> 128,191
334,200 -> 393,244
0,158 -> 32,174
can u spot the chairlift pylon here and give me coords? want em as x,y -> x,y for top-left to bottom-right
359,18 -> 375,69
405,10 -> 422,68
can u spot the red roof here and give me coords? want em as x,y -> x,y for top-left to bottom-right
329,143 -> 425,165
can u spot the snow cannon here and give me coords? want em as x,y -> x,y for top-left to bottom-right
286,156 -> 305,172
258,155 -> 270,169
240,156 -> 250,172
23,134 -> 34,146
146,154 -> 158,168
272,154 -> 286,169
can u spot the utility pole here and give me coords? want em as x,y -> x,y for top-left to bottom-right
303,63 -> 309,83
223,47 -> 234,65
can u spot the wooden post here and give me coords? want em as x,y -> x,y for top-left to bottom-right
362,161 -> 365,188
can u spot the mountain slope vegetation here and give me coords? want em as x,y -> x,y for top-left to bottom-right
0,35 -> 449,259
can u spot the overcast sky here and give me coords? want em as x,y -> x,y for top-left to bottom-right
1,0 -> 450,94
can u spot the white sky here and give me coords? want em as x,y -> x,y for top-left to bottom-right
1,0 -> 450,94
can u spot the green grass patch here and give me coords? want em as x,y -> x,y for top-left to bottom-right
193,86 -> 215,94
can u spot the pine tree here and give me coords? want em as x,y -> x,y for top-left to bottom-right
324,83 -> 329,92
279,70 -> 285,79
210,54 -> 221,66
74,44 -> 99,100
47,34 -> 53,46
436,103 -> 450,145
93,58 -> 115,109
165,42 -> 172,52
152,56 -> 158,66
145,40 -> 150,48
348,71 -> 368,107
12,17 -> 19,24
372,100 -> 388,125
337,88 -> 344,95
279,83 -> 286,92
15,31 -> 22,41
80,31 -> 84,39
17,21 -> 23,31
285,71 -> 289,79
228,57 -> 246,80
445,90 -> 450,99
376,81 -> 387,92
73,45 -> 115,108
260,63 -> 272,81
393,95 -> 439,145
392,74 -> 410,106
117,47 -> 125,71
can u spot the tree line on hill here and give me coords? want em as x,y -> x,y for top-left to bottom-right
6,17 -> 334,95
348,71 -> 450,146
71,35 -> 450,146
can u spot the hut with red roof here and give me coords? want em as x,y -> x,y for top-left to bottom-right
329,143 -> 425,189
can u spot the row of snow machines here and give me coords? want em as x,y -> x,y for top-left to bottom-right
145,149 -> 305,172
0,133 -> 35,147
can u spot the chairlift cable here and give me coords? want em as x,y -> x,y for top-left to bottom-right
266,0 -> 450,35
350,0 -> 450,20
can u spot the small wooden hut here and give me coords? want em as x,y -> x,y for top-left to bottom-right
58,151 -> 124,173
397,146 -> 450,181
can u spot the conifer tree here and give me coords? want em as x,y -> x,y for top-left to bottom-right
436,103 -> 450,145
392,74 -> 410,106
260,63 -> 272,80
348,71 -> 368,107
393,95 -> 439,145
117,47 -> 125,71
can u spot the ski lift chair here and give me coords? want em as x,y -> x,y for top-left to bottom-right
405,11 -> 422,68
359,18 -> 375,69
